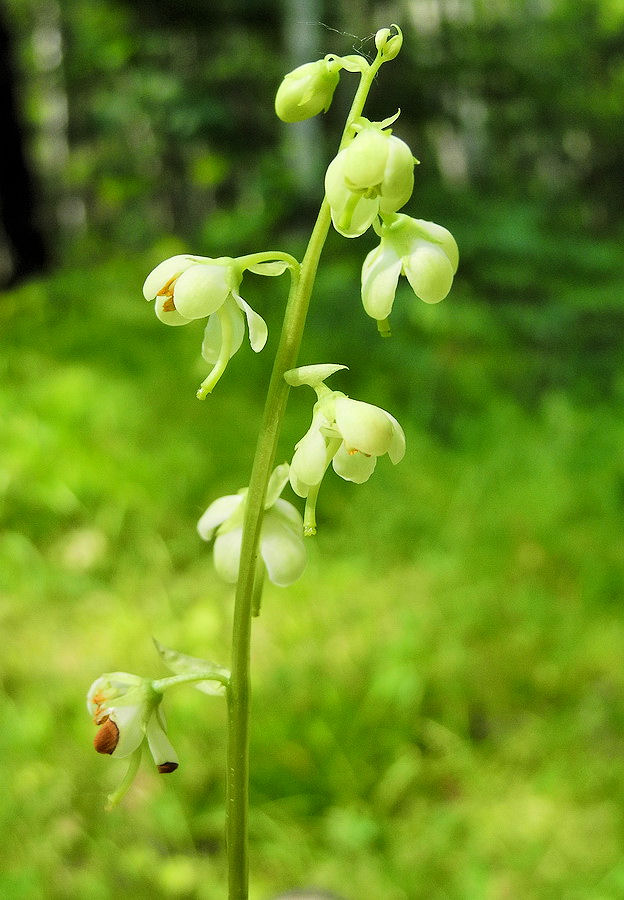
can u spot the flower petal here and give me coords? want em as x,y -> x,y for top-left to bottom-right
290,418 -> 330,492
245,260 -> 289,276
383,411 -> 406,464
411,219 -> 459,273
197,495 -> 244,541
403,242 -> 455,304
378,136 -> 415,214
146,709 -> 179,771
331,443 -> 377,483
142,255 -> 199,301
109,703 -> 147,758
284,363 -> 348,388
154,294 -> 191,326
260,508 -> 307,586
334,397 -> 396,457
361,243 -> 402,320
265,463 -> 290,508
232,291 -> 268,353
201,297 -> 245,363
213,528 -> 243,583
173,263 -> 231,320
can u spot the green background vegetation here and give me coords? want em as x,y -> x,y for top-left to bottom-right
1,0 -> 624,897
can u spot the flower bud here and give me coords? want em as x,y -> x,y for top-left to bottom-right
275,59 -> 340,123
375,24 -> 403,61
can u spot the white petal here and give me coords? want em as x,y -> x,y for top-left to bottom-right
173,263 -> 231,320
272,497 -> 305,534
260,509 -> 307,586
284,363 -> 347,388
383,411 -> 406,464
110,703 -> 146,758
403,243 -> 455,304
342,129 -> 388,190
332,443 -> 377,483
379,136 -> 415,214
146,710 -> 179,769
325,153 -> 378,238
213,528 -> 243,583
232,291 -> 268,352
361,243 -> 402,320
197,495 -> 244,541
201,297 -> 245,363
290,419 -> 329,489
265,463 -> 290,508
142,255 -> 199,301
154,294 -> 191,326
335,397 -> 395,457
245,260 -> 289,276
87,672 -> 143,717
411,219 -> 459,272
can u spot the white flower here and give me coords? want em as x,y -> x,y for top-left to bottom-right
143,254 -> 268,398
361,213 -> 459,322
87,672 -> 178,774
284,365 -> 406,533
325,116 -> 415,237
197,464 -> 306,587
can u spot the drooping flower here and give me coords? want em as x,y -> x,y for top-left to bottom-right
143,254 -> 278,398
325,114 -> 416,237
361,213 -> 459,326
284,364 -> 405,533
87,672 -> 178,774
197,463 -> 306,587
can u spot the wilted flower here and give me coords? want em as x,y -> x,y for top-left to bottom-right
87,672 -> 178,775
361,213 -> 459,325
284,364 -> 405,533
325,115 -> 416,237
197,463 -> 306,587
143,254 -> 273,398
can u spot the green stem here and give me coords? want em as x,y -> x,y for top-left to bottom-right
152,672 -> 231,693
225,49 -> 387,900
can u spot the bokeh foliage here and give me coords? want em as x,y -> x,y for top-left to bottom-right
2,0 -> 624,897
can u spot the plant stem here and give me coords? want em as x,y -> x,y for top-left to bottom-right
225,51 -> 386,900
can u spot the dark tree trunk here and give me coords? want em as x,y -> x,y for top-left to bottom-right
0,6 -> 48,287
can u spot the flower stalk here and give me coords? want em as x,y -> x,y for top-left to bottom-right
224,43 -> 392,900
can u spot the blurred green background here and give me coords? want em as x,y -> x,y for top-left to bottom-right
2,0 -> 624,897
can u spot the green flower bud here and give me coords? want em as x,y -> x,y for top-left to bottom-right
275,58 -> 340,123
375,24 -> 403,61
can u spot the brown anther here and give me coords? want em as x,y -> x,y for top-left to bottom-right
156,275 -> 178,297
157,761 -> 179,774
93,718 -> 120,755
161,296 -> 176,312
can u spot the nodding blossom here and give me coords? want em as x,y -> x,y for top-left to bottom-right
325,114 -> 416,238
87,672 -> 178,774
284,364 -> 405,534
143,254 -> 287,398
361,213 -> 459,326
197,463 -> 307,587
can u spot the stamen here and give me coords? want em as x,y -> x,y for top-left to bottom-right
94,719 -> 120,755
157,762 -> 179,774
